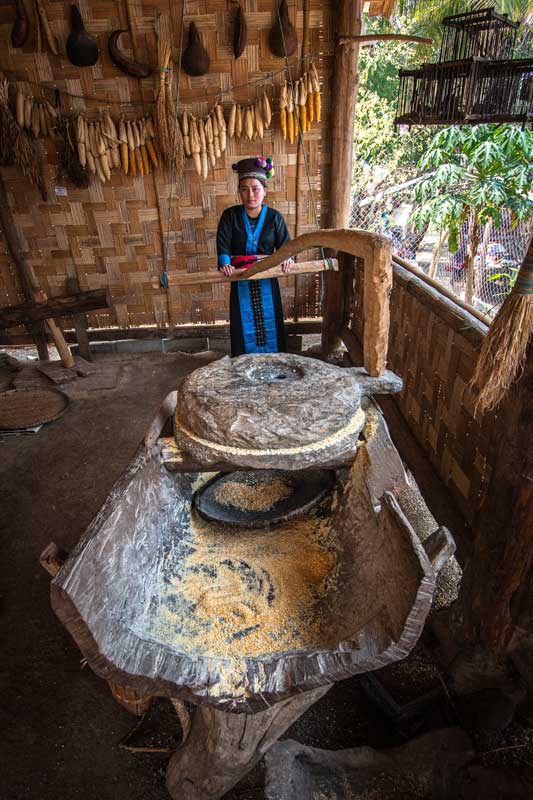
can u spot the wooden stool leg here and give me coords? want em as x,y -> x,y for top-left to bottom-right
166,685 -> 331,800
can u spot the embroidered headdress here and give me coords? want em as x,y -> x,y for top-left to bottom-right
232,157 -> 275,185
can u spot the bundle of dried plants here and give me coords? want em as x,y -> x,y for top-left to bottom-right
155,35 -> 184,172
0,77 -> 47,199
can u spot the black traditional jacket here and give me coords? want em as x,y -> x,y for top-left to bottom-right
216,205 -> 290,269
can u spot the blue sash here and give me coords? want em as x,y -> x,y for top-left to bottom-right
236,206 -> 279,354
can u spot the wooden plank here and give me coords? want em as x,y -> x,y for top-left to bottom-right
0,289 -> 113,328
150,259 -> 339,289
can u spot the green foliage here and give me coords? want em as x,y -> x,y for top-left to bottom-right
412,124 -> 533,251
353,19 -> 435,194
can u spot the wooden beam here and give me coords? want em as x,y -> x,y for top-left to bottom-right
0,319 -> 325,346
339,34 -> 432,45
323,0 -> 362,356
150,259 -> 338,289
0,289 -> 113,328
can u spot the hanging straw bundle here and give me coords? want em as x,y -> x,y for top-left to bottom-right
56,113 -> 89,189
0,77 -> 47,199
155,34 -> 183,172
470,233 -> 533,414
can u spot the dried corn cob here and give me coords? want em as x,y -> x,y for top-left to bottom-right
279,82 -> 287,140
227,103 -> 236,139
235,105 -> 243,139
119,117 -> 128,174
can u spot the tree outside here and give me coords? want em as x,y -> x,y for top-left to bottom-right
412,125 -> 533,304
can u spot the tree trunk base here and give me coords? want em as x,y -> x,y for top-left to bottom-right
166,685 -> 331,800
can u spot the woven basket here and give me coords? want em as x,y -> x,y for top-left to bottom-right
0,388 -> 69,430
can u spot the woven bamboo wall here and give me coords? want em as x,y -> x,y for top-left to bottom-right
348,259 -> 496,527
0,0 -> 333,330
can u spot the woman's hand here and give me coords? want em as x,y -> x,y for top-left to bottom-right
221,264 -> 235,278
280,258 -> 294,274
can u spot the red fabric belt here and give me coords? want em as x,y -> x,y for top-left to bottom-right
231,255 -> 259,269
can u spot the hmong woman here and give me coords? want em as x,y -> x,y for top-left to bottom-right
216,156 -> 293,357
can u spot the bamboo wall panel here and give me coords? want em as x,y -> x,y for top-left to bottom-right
0,0 -> 333,330
348,260 -> 496,527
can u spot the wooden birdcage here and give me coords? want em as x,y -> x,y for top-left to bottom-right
394,7 -> 532,126
439,7 -> 518,63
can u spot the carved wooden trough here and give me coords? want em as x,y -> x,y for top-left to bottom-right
48,230 -> 455,800
50,390 -> 454,800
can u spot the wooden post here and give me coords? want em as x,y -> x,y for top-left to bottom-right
166,685 -> 331,800
66,277 -> 92,361
322,0 -> 362,355
0,174 -> 49,360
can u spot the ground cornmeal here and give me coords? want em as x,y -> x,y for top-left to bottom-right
214,477 -> 292,512
152,489 -> 339,660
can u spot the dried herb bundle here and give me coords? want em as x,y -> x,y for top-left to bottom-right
56,113 -> 89,189
0,78 -> 47,199
155,35 -> 184,172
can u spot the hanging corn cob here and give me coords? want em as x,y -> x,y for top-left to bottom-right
215,104 -> 226,152
306,71 -> 314,126
189,116 -> 201,176
235,104 -> 243,139
197,117 -> 208,179
144,116 -> 159,168
126,119 -> 136,177
298,77 -> 307,133
205,114 -> 215,169
119,116 -> 128,174
76,114 -> 86,168
227,103 -> 236,139
279,81 -> 287,140
181,111 -> 191,157
286,83 -> 295,144
140,120 -> 150,174
310,62 -> 321,122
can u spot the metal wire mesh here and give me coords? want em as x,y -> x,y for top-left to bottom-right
349,184 -> 532,319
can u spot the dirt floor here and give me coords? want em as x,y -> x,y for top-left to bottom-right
0,348 -> 523,800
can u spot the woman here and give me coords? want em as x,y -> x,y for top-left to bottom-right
216,156 -> 293,357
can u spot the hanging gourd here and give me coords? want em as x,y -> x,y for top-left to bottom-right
268,0 -> 297,58
11,0 -> 29,48
233,2 -> 247,59
182,21 -> 210,76
66,5 -> 99,67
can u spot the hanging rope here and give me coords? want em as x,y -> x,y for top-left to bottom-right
159,3 -> 187,290
0,51 -> 333,108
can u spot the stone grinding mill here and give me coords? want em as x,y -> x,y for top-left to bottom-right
176,352 -> 403,526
